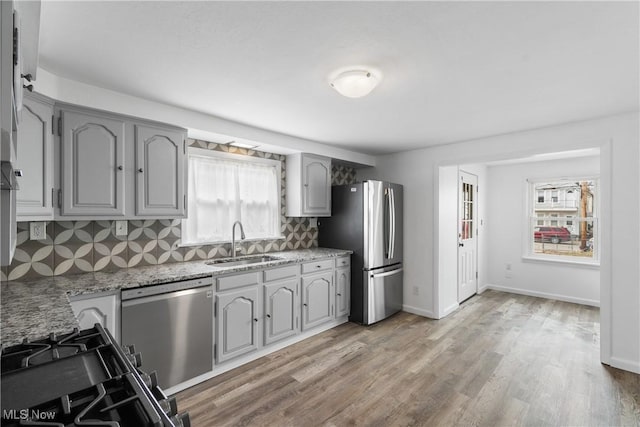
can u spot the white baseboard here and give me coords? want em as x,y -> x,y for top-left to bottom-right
402,304 -> 435,319
608,356 -> 640,374
485,284 -> 600,307
440,302 -> 460,318
478,284 -> 489,294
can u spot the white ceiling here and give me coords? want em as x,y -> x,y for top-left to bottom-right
38,1 -> 639,155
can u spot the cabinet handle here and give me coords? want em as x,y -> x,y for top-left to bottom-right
253,318 -> 258,322
303,303 -> 308,307
138,168 -> 143,173
316,265 -> 321,268
266,314 -> 271,318
117,165 -> 123,171
337,293 -> 342,296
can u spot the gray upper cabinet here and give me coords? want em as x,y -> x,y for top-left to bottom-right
16,93 -> 54,220
264,279 -> 299,345
286,153 -> 331,217
59,109 -> 126,217
301,271 -> 334,330
135,124 -> 185,216
216,287 -> 260,363
54,102 -> 186,219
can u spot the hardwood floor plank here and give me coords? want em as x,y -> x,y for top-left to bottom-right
176,290 -> 640,426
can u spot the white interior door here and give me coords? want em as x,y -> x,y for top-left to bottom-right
458,170 -> 478,303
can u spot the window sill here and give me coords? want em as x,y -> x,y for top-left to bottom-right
521,255 -> 600,269
179,235 -> 286,248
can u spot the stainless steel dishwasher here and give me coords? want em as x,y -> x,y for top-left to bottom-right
121,277 -> 213,390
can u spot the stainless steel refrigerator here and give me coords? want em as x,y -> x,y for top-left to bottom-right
318,180 -> 403,325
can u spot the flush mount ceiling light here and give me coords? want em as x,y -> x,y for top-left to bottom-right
329,68 -> 382,98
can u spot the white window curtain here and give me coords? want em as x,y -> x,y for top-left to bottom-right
182,151 -> 280,245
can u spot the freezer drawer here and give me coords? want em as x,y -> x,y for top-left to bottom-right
364,265 -> 403,325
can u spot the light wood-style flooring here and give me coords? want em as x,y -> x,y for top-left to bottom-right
176,290 -> 640,426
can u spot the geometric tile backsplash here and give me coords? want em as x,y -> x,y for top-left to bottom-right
1,140 -> 357,281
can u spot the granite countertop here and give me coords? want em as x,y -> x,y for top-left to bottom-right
0,248 -> 351,348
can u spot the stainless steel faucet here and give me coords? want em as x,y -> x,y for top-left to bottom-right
231,221 -> 246,258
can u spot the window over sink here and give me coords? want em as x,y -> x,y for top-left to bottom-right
182,147 -> 282,245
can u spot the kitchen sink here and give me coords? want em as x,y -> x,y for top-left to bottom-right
206,255 -> 282,268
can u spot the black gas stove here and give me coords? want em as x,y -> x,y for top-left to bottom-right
1,324 -> 190,427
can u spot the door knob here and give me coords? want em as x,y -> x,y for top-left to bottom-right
459,242 -> 464,247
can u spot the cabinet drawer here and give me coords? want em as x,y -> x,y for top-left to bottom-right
301,259 -> 334,274
216,272 -> 260,291
335,257 -> 350,268
263,265 -> 298,282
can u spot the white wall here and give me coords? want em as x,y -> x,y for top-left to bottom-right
485,156 -> 600,306
358,112 -> 640,374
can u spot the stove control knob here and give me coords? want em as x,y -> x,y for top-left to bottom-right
139,370 -> 158,389
159,396 -> 178,416
122,344 -> 136,355
170,412 -> 191,427
127,352 -> 143,367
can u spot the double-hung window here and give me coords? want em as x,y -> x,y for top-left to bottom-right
182,147 -> 282,245
527,177 -> 599,264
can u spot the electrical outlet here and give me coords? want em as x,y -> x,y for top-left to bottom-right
308,218 -> 318,228
412,286 -> 419,296
29,222 -> 46,240
115,220 -> 128,236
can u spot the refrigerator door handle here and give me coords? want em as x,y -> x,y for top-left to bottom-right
390,188 -> 396,259
371,268 -> 403,279
386,189 -> 393,259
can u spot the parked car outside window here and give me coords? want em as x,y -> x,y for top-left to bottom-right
534,226 -> 572,244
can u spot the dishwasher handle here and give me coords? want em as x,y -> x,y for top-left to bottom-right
122,286 -> 213,307
122,277 -> 212,301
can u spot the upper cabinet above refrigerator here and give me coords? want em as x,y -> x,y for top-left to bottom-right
285,153 -> 331,217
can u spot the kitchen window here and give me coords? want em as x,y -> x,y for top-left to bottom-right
526,177 -> 598,265
182,147 -> 282,245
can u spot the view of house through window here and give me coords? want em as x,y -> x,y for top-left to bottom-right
182,148 -> 281,245
529,178 -> 597,261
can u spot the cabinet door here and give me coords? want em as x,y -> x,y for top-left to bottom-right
216,287 -> 259,363
264,279 -> 299,345
60,110 -> 125,216
301,154 -> 331,216
335,267 -> 350,318
135,124 -> 185,217
16,95 -> 53,219
301,271 -> 333,330
70,292 -> 120,343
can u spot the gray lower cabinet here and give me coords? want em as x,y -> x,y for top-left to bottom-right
264,279 -> 299,345
59,109 -> 126,216
335,266 -> 350,318
214,256 -> 350,365
301,271 -> 334,330
216,286 -> 260,363
69,290 -> 121,343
